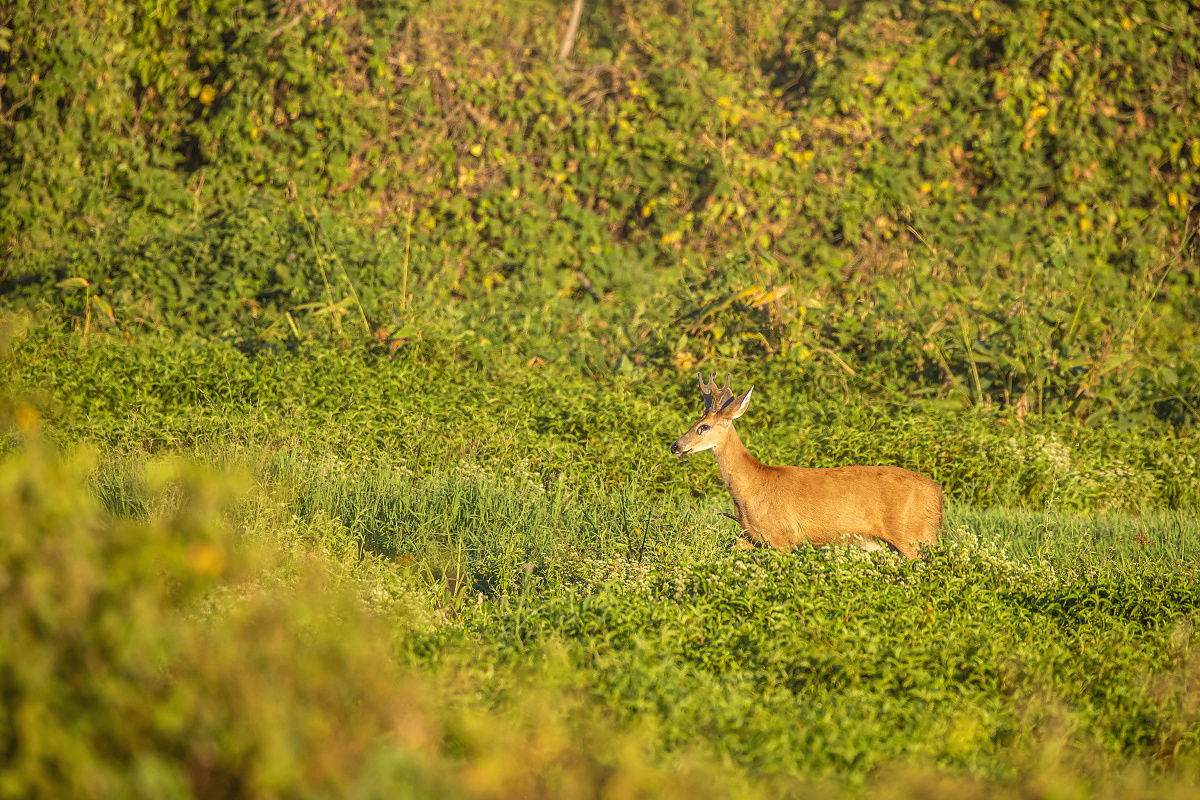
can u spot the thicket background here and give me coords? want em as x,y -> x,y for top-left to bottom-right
3,0 -> 1197,425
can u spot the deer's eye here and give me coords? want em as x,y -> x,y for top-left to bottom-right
696,424 -> 710,434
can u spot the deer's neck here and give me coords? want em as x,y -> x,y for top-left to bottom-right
713,426 -> 768,506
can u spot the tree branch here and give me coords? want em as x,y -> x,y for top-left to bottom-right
557,0 -> 585,60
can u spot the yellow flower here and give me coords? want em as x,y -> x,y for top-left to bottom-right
14,402 -> 39,433
188,542 -> 226,576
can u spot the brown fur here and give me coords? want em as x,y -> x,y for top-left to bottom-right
672,374 -> 943,559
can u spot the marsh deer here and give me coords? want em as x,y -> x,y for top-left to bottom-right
670,373 -> 943,558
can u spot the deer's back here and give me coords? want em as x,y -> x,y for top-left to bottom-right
743,464 -> 943,552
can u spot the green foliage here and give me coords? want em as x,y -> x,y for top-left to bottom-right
4,429 -> 1200,797
6,329 -> 1199,513
0,0 -> 386,238
454,543 -> 1200,781
4,0 -> 1200,792
3,0 -> 1198,421
0,443 -> 399,798
0,438 -> 764,799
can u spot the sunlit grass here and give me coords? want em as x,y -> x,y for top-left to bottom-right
4,324 -> 1199,798
6,431 -> 1200,798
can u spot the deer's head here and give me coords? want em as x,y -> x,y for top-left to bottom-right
670,372 -> 754,457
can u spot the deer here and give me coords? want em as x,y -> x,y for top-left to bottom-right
670,373 -> 943,559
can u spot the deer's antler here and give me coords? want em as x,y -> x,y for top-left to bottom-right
698,372 -> 736,413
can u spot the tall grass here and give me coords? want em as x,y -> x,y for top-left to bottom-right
6,329 -> 1199,516
6,430 -> 1200,797
5,322 -> 1200,797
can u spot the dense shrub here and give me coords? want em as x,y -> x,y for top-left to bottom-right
2,0 -> 1197,422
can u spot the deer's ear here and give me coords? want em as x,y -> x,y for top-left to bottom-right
727,387 -> 753,419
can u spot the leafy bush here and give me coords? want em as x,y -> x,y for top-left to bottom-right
0,434 -> 767,799
455,542 -> 1200,780
2,0 -> 1197,421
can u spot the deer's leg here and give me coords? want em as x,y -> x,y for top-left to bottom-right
852,536 -> 885,553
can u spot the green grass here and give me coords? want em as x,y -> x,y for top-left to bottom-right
5,422 -> 1200,798
948,505 -> 1200,567
6,328 -> 1198,515
4,321 -> 1195,796
3,318 -> 1200,797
